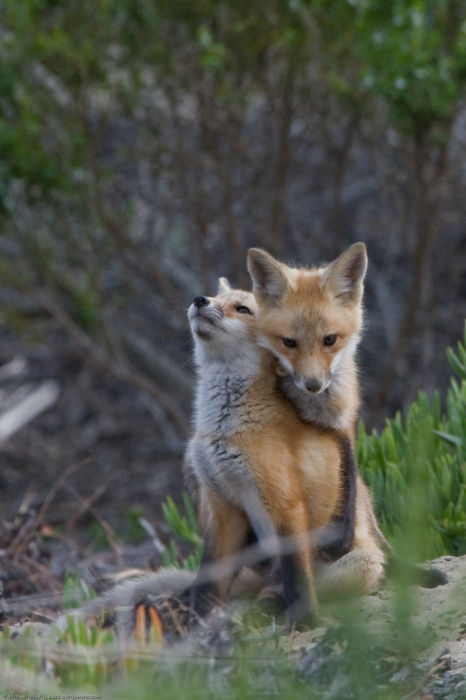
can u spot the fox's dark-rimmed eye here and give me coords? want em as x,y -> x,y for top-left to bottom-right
282,337 -> 297,348
236,305 -> 252,315
323,334 -> 337,346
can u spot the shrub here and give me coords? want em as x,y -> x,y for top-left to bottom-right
358,324 -> 466,558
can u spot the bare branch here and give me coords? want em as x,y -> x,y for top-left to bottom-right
37,291 -> 189,438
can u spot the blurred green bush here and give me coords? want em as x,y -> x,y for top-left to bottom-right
358,324 -> 466,558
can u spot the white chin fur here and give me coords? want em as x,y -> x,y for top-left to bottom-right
190,315 -> 215,335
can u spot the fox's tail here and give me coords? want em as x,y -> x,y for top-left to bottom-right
368,508 -> 448,589
384,550 -> 448,588
314,545 -> 446,600
59,565 -> 269,639
56,568 -> 195,639
316,545 -> 386,598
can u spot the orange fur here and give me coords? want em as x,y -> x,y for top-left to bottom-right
247,243 -> 367,442
230,356 -> 342,532
195,352 -> 345,616
186,286 -> 349,621
247,244 -> 386,595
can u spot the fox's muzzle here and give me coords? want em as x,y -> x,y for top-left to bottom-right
304,378 -> 323,394
193,295 -> 210,308
293,372 -> 331,395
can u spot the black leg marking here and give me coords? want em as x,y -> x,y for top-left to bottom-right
187,545 -> 220,618
280,551 -> 315,628
319,433 -> 357,561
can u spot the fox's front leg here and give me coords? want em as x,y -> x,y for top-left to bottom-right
189,488 -> 250,618
280,500 -> 319,628
318,433 -> 357,561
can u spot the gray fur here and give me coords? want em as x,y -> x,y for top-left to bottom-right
186,352 -> 268,515
186,296 -> 280,559
278,359 -> 356,432
56,568 -> 195,639
279,374 -> 340,428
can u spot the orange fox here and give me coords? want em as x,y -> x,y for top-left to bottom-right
246,243 -> 446,590
74,252 -> 444,638
246,242 -> 367,560
183,279 -> 385,625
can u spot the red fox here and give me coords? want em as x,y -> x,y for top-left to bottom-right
246,242 -> 367,560
246,243 -> 446,588
75,259 -> 445,638
183,279 -> 385,625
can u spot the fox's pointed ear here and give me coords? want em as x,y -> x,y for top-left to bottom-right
247,248 -> 290,306
324,242 -> 367,304
217,277 -> 232,294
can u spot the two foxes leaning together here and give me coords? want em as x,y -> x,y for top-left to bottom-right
85,243 -> 446,635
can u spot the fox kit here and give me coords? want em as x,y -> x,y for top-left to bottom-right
247,243 -> 446,590
184,279 -> 385,625
73,257 -> 444,639
246,243 -> 367,558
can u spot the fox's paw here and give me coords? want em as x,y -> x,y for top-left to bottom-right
285,594 -> 320,632
256,584 -> 286,617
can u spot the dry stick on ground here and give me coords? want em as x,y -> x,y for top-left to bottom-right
37,291 -> 189,438
1,515 -> 37,559
16,554 -> 62,594
405,657 -> 452,699
66,482 -> 108,533
5,459 -> 91,557
138,517 -> 167,557
61,482 -> 125,570
36,458 -> 92,530
0,380 -> 60,444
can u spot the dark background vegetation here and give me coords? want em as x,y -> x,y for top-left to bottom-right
0,1 -> 465,571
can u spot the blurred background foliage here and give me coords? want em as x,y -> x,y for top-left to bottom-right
358,325 -> 466,559
0,0 -> 465,538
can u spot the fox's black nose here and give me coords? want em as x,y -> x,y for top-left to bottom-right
193,295 -> 210,308
305,378 -> 322,393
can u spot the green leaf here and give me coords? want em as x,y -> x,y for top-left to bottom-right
447,346 -> 466,379
433,430 -> 463,447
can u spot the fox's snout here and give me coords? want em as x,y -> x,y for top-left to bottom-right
295,372 -> 330,395
188,284 -> 258,364
193,295 -> 210,308
304,377 -> 323,394
287,355 -> 332,395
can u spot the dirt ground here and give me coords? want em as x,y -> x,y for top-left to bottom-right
0,343 -> 191,615
291,555 -> 466,698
